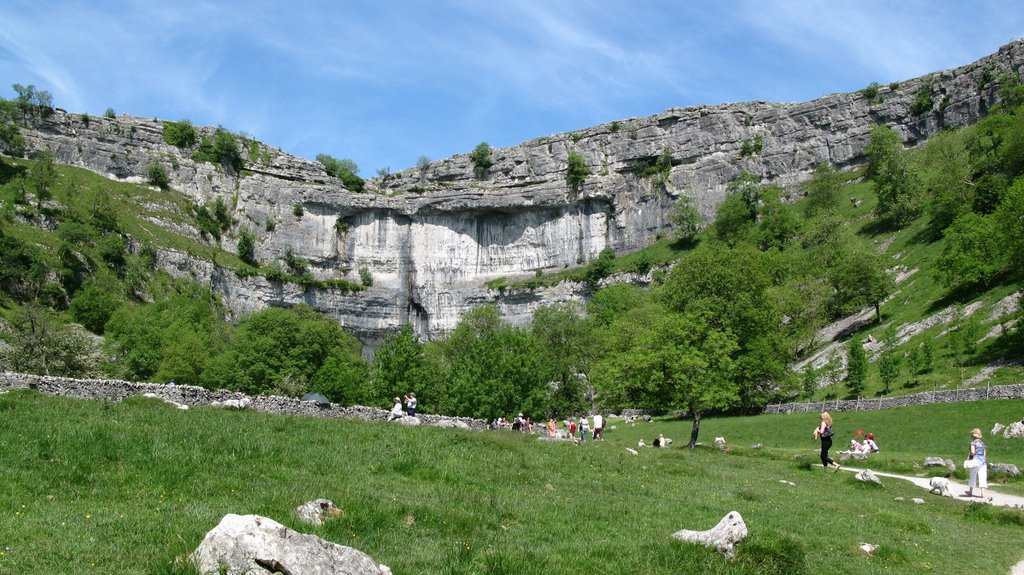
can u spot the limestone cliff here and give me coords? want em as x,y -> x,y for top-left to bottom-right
17,41 -> 1024,347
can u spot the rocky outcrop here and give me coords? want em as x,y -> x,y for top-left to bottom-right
17,42 -> 1024,345
191,514 -> 391,575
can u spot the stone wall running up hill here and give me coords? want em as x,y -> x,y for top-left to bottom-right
764,383 -> 1024,414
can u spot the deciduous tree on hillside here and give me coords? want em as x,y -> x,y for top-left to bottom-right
866,125 -> 925,227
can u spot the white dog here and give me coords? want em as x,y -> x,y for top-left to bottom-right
928,476 -> 953,497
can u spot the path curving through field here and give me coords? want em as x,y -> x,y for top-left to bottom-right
839,466 -> 1024,509
839,467 -> 1024,575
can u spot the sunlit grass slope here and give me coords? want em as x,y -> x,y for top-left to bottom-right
1,390 -> 1022,575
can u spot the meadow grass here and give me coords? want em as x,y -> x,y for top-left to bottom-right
1,390 -> 1023,575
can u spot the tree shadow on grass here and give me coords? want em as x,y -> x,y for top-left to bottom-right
0,159 -> 26,185
926,283 -> 991,314
857,218 -> 894,239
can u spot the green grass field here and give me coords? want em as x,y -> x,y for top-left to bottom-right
1,390 -> 1022,575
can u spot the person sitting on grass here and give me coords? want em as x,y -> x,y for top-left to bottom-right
863,433 -> 879,452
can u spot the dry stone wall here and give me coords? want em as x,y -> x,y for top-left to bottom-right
0,372 -> 488,430
764,383 -> 1024,414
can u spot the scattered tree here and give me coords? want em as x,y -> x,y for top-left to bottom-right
878,348 -> 900,395
29,149 -> 57,210
669,194 -> 701,240
865,125 -> 924,227
804,162 -> 841,217
845,339 -> 868,397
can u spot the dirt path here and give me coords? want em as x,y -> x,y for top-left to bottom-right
839,466 -> 1024,509
840,466 -> 1024,574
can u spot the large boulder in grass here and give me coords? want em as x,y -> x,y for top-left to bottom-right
923,457 -> 956,473
191,514 -> 391,575
671,511 -> 748,559
1004,421 -> 1024,439
856,469 -> 883,485
991,463 -> 1021,477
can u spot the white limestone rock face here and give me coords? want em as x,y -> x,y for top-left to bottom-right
19,42 -> 1024,345
191,514 -> 389,575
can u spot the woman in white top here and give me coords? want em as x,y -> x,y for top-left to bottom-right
389,397 -> 404,419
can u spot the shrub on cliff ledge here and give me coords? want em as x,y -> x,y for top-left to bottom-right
162,119 -> 196,148
317,154 -> 365,193
470,141 -> 493,178
146,159 -> 169,189
192,128 -> 244,172
566,151 -> 589,192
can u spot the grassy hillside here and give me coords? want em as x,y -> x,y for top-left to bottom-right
1,389 -> 1022,575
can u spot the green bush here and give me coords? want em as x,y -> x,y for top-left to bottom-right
470,142 -> 493,178
237,228 -> 256,266
317,154 -> 365,192
147,159 -> 169,188
193,198 -> 233,240
162,120 -> 197,148
860,82 -> 880,100
912,78 -> 934,115
192,128 -> 244,171
358,262 -> 373,287
566,151 -> 589,191
740,135 -> 763,157
283,247 -> 308,275
104,107 -> 116,118
0,122 -> 26,157
634,148 -> 672,179
293,203 -> 304,218
69,281 -> 123,334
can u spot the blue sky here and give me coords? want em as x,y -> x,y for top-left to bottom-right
1,1 -> 1022,175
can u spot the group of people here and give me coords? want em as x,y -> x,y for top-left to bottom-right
533,414 -> 605,441
815,412 -> 884,470
813,411 -> 991,501
388,393 -> 417,419
638,434 -> 671,448
489,414 -> 607,441
814,412 -> 883,471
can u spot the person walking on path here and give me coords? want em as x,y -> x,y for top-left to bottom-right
592,413 -> 604,440
579,416 -> 589,442
966,427 -> 989,500
813,411 -> 841,472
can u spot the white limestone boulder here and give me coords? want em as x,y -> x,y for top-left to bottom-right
191,514 -> 390,575
671,511 -> 748,559
295,499 -> 343,526
856,469 -> 882,485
